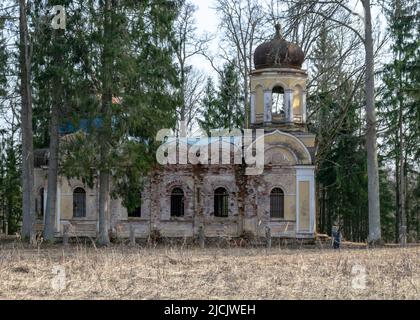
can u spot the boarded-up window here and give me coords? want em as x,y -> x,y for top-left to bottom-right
73,187 -> 86,218
214,187 -> 228,217
272,86 -> 285,116
128,194 -> 142,218
171,188 -> 184,217
36,188 -> 44,217
270,188 -> 284,218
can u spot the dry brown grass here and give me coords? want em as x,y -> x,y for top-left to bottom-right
0,242 -> 418,300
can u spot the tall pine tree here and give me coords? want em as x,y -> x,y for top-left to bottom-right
379,0 -> 419,243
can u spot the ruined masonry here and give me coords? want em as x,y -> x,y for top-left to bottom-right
34,26 -> 316,240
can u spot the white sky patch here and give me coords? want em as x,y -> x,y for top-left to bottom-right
188,0 -> 387,77
195,0 -> 219,34
189,0 -> 220,79
353,0 -> 365,18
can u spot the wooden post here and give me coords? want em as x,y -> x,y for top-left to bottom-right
400,226 -> 407,247
198,225 -> 205,249
63,223 -> 70,246
265,226 -> 271,249
129,224 -> 136,246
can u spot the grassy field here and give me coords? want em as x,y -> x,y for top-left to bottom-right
0,242 -> 418,300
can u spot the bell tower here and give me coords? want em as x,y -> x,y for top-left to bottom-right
250,25 -> 307,132
248,25 -> 316,239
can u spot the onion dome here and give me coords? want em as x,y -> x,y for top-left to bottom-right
254,24 -> 305,69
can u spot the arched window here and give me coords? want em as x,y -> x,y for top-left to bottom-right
214,187 -> 228,217
171,188 -> 184,217
270,188 -> 284,218
272,86 -> 285,117
73,187 -> 86,218
293,85 -> 303,122
128,194 -> 142,218
36,188 -> 44,217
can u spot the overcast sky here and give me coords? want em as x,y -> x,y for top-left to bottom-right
184,0 -> 375,79
0,0 -> 389,133
189,1 -> 220,77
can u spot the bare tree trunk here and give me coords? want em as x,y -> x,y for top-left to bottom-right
19,0 -> 35,244
395,0 -> 407,245
172,2 -> 207,135
44,30 -> 62,241
179,66 -> 186,136
363,0 -> 381,243
44,103 -> 59,241
398,96 -> 406,246
95,0 -> 113,247
97,168 -> 110,246
395,155 -> 400,242
244,76 -> 249,129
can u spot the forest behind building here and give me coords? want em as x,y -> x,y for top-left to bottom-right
0,0 -> 418,244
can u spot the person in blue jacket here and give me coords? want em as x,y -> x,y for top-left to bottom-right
332,226 -> 341,249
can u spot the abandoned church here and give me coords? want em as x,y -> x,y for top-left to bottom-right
34,26 -> 317,241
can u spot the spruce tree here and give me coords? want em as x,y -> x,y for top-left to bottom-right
199,61 -> 243,134
217,60 -> 243,131
58,0 -> 180,245
19,0 -> 36,243
199,77 -> 219,136
380,0 -> 419,243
